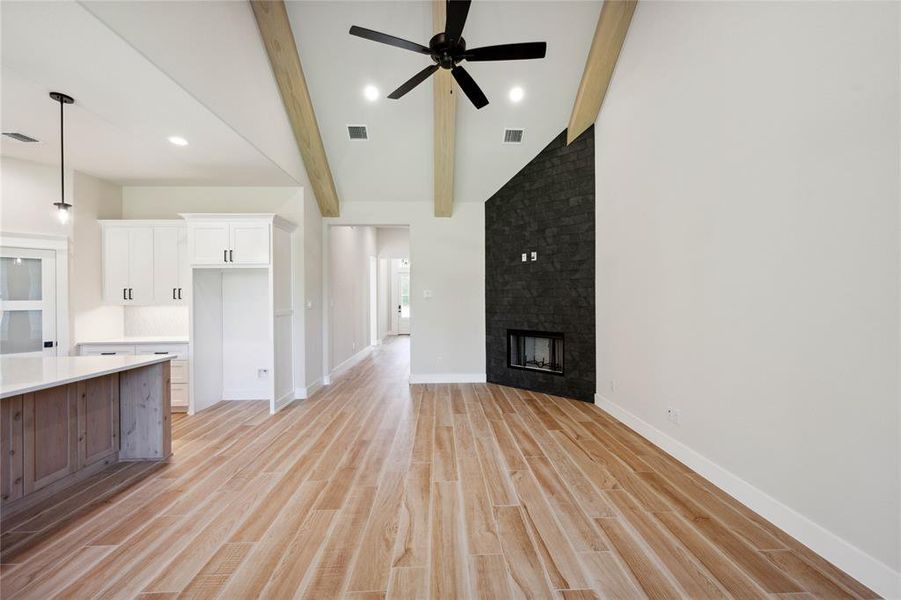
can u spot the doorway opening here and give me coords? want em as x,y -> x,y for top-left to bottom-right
324,225 -> 410,382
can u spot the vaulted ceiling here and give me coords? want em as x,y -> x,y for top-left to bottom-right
1,0 -> 603,207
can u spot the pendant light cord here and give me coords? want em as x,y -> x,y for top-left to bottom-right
59,96 -> 64,206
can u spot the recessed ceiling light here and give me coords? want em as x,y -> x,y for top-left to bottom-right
168,136 -> 188,146
363,85 -> 380,102
509,86 -> 525,103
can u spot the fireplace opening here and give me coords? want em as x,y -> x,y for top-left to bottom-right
508,330 -> 564,375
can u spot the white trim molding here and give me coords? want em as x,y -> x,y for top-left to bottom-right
409,373 -> 487,384
295,378 -> 322,400
330,345 -> 373,377
595,393 -> 901,599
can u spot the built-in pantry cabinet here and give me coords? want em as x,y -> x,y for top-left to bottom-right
101,220 -> 189,305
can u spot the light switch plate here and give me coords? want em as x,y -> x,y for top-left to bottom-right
521,253 -> 527,262
531,251 -> 538,261
423,290 -> 433,299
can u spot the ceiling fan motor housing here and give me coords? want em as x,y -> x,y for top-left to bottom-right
429,32 -> 466,69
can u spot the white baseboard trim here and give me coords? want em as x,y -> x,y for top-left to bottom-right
329,346 -> 373,377
272,390 -> 295,413
409,373 -> 487,384
594,393 -> 901,599
295,378 -> 322,400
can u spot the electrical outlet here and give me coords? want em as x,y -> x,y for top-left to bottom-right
609,380 -> 616,393
531,251 -> 538,261
666,408 -> 681,424
521,253 -> 528,262
258,368 -> 269,378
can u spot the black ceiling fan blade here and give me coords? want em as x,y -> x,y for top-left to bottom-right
465,42 -> 547,62
444,0 -> 471,41
451,65 -> 488,109
348,25 -> 431,55
388,64 -> 440,99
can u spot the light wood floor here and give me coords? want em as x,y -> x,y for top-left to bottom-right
0,336 -> 877,599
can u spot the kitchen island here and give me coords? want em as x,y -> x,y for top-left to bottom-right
0,355 -> 172,516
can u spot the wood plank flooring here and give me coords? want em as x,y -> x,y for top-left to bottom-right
0,337 -> 878,599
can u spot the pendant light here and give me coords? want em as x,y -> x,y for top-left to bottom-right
49,91 -> 74,224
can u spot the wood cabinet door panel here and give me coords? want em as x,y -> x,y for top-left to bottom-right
103,227 -> 130,304
153,226 -> 181,304
23,385 -> 78,493
78,374 -> 119,467
0,396 -> 24,505
230,223 -> 270,264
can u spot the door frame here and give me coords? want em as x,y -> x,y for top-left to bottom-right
0,233 -> 69,356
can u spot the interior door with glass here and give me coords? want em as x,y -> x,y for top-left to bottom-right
0,247 -> 57,357
397,268 -> 411,335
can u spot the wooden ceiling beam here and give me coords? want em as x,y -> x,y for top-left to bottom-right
433,0 -> 456,217
251,0 -> 340,217
566,0 -> 637,145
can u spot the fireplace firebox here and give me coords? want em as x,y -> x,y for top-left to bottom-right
507,330 -> 564,375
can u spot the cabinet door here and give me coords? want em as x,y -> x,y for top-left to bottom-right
177,227 -> 190,302
190,223 -> 230,265
0,396 -> 24,505
103,227 -> 131,304
153,227 -> 181,304
230,223 -> 270,265
22,385 -> 78,494
77,375 -> 119,468
128,228 -> 155,304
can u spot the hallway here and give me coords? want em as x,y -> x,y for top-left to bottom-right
0,336 -> 876,598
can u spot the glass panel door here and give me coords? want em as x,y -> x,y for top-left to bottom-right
0,247 -> 57,356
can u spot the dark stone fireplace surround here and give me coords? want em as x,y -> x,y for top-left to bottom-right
485,127 -> 595,402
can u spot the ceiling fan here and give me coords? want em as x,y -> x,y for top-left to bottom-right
349,0 -> 547,109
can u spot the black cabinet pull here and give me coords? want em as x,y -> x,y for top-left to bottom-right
178,288 -> 182,300
101,352 -> 115,355
128,288 -> 133,300
173,288 -> 177,300
229,249 -> 234,263
123,288 -> 127,300
154,351 -> 169,355
224,249 -> 228,263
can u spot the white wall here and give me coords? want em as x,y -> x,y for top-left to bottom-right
594,1 -> 900,595
302,189 -> 323,391
376,227 -> 410,259
323,201 -> 485,382
328,225 -> 376,369
1,158 -> 124,351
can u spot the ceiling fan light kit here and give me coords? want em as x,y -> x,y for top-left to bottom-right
349,0 -> 547,109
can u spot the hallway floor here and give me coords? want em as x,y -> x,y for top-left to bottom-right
0,336 -> 876,598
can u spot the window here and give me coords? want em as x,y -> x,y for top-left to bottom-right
399,272 -> 410,318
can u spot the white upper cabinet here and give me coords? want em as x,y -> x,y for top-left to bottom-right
102,224 -> 155,304
102,221 -> 187,306
190,223 -> 231,265
153,226 -> 189,303
231,223 -> 270,265
182,215 -> 273,267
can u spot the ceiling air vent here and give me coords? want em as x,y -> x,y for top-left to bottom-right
2,132 -> 40,143
347,125 -> 368,141
503,128 -> 524,144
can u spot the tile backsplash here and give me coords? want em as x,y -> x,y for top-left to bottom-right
124,305 -> 189,337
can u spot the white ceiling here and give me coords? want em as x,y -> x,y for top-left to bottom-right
1,0 -> 601,204
288,0 -> 601,204
0,1 -> 296,186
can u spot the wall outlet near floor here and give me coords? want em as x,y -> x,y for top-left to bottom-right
666,407 -> 680,424
258,368 -> 269,378
609,379 -> 616,393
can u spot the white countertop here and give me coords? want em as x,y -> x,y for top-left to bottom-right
0,355 -> 173,399
77,336 -> 189,345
